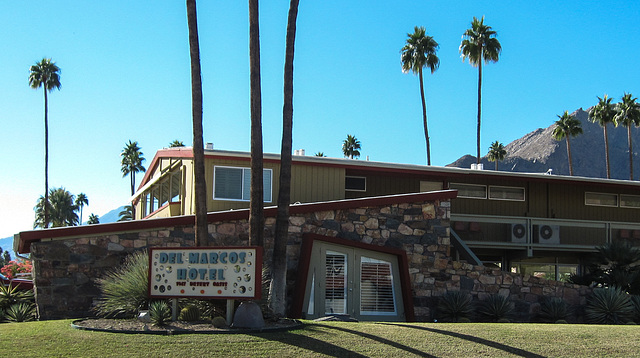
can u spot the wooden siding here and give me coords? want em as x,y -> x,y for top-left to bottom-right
290,163 -> 344,203
344,171 -> 422,199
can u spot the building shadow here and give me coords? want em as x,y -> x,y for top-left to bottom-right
381,323 -> 545,358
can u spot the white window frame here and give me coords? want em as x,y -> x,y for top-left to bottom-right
450,183 -> 487,199
213,166 -> 272,202
488,185 -> 526,202
345,176 -> 367,192
585,192 -> 618,207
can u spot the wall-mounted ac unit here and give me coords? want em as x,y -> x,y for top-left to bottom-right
511,223 -> 527,243
538,225 -> 560,244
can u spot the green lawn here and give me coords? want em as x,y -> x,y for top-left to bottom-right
1,320 -> 639,357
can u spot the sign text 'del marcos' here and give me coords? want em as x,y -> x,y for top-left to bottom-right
149,247 -> 262,300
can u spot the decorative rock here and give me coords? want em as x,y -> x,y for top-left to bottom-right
138,310 -> 151,323
232,301 -> 265,329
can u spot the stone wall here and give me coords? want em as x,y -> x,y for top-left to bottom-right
28,193 -> 590,321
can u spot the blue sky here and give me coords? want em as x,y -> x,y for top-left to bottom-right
1,1 -> 639,238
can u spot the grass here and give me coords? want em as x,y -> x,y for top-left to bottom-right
1,320 -> 640,357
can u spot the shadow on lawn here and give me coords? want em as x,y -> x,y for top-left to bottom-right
381,323 -> 545,358
252,323 -> 436,358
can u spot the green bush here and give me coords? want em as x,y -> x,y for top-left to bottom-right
93,250 -> 149,318
436,291 -> 473,322
5,303 -> 36,322
212,316 -> 227,328
179,304 -> 201,322
477,294 -> 514,322
631,295 -> 640,322
539,298 -> 570,323
586,287 -> 635,324
0,284 -> 34,311
149,300 -> 172,326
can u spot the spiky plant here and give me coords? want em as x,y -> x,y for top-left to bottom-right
5,303 -> 36,322
585,287 -> 635,324
0,284 -> 34,311
93,250 -> 149,318
539,297 -> 570,323
477,294 -> 514,322
149,300 -> 172,326
631,295 -> 640,323
178,304 -> 201,322
437,291 -> 473,322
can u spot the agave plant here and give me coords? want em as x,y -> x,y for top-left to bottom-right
149,300 -> 172,326
538,297 -> 570,323
437,291 -> 473,322
5,303 -> 36,322
632,295 -> 640,323
585,287 -> 634,324
93,250 -> 149,318
477,294 -> 514,322
0,284 -> 34,311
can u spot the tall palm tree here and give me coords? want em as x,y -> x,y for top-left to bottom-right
487,141 -> 507,171
117,205 -> 133,222
401,26 -> 439,166
249,0 -> 265,247
615,93 -> 640,180
460,16 -> 502,165
75,193 -> 89,225
29,58 -> 61,228
186,0 -> 208,246
34,188 -> 78,228
315,152 -> 325,157
342,134 -> 361,159
169,140 -> 185,147
87,213 -> 100,225
270,0 -> 300,317
120,140 -> 146,218
552,111 -> 583,176
589,95 -> 616,179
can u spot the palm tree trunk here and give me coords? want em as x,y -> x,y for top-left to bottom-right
249,0 -> 264,247
270,0 -> 299,317
566,137 -> 574,176
130,172 -> 136,219
495,160 -> 498,171
628,126 -> 634,180
44,87 -> 49,228
476,60 -> 483,165
187,0 -> 208,246
418,68 -> 430,166
604,125 -> 611,179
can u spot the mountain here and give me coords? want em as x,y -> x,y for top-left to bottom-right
448,108 -> 640,180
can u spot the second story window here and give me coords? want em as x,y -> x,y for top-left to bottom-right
213,166 -> 272,202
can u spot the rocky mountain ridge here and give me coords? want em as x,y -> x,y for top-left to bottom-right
448,108 -> 640,180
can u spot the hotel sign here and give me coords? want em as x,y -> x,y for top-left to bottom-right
148,247 -> 262,300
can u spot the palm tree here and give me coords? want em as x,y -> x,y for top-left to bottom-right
75,193 -> 89,224
169,140 -> 185,147
29,58 -> 61,228
248,0 -> 265,247
589,95 -> 616,179
186,0 -> 208,246
34,188 -> 78,228
120,140 -> 146,218
315,152 -> 326,157
460,16 -> 502,165
270,0 -> 300,317
615,93 -> 640,180
118,205 -> 133,222
487,141 -> 507,171
552,111 -> 583,176
88,214 -> 100,225
401,26 -> 439,166
342,134 -> 361,159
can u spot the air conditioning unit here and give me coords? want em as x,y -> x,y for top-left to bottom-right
511,223 -> 527,243
538,225 -> 560,244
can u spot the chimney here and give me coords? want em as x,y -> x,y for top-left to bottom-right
205,143 -> 213,150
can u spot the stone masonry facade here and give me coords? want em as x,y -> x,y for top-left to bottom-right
28,193 -> 591,321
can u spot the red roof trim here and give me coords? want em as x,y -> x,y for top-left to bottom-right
17,190 -> 456,254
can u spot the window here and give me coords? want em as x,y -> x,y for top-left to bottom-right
585,192 -> 618,207
620,194 -> 640,209
489,186 -> 525,201
325,251 -> 347,315
345,176 -> 366,192
213,166 -> 272,202
360,257 -> 396,315
450,183 -> 487,199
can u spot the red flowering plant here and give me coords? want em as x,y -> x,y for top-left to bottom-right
0,259 -> 33,279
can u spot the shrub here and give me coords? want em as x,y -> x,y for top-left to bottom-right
0,259 -> 32,279
93,250 -> 149,318
0,284 -> 34,311
179,304 -> 201,322
5,303 -> 36,322
539,298 -> 570,323
212,316 -> 227,328
149,300 -> 172,326
585,287 -> 635,324
477,294 -> 514,322
436,291 -> 473,322
631,295 -> 640,322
